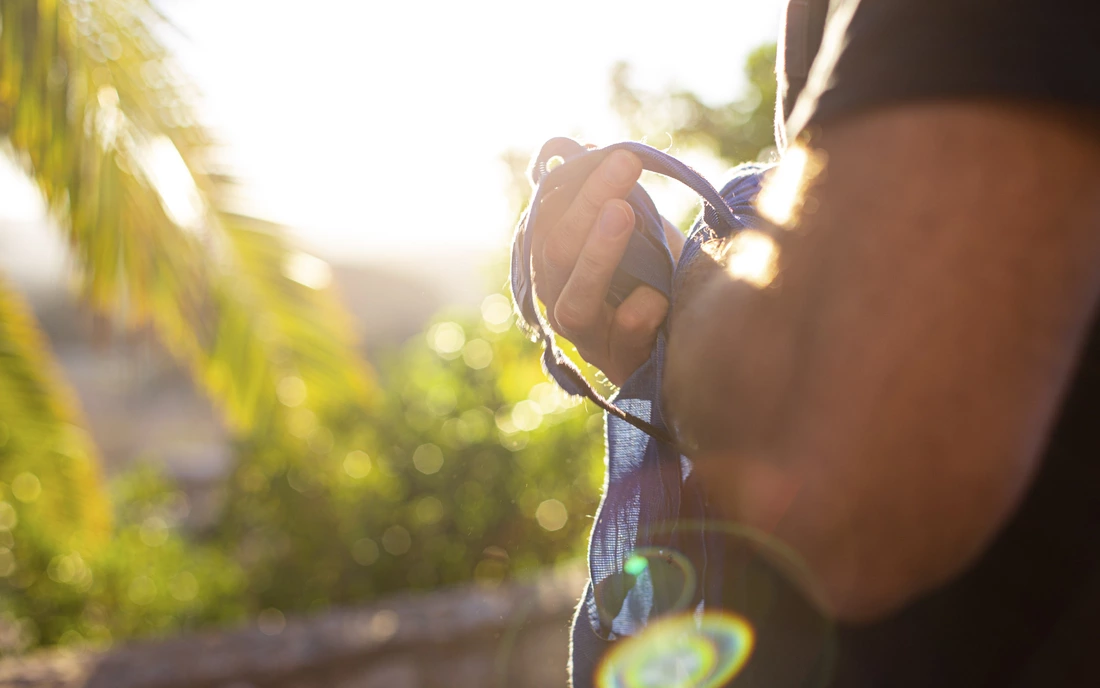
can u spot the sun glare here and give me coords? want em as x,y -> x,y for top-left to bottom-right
140,136 -> 206,232
283,251 -> 333,290
756,144 -> 822,227
720,229 -> 779,288
147,0 -> 782,261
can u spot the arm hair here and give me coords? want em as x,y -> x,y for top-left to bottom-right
664,102 -> 1100,622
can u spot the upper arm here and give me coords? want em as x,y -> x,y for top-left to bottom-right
664,102 -> 1100,620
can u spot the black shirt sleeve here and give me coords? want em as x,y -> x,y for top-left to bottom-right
784,0 -> 1100,139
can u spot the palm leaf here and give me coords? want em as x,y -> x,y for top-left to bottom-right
0,0 -> 372,440
0,276 -> 110,545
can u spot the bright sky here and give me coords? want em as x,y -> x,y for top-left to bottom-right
1,0 -> 783,267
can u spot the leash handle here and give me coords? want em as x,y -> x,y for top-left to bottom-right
528,138 -> 743,234
510,138 -> 744,444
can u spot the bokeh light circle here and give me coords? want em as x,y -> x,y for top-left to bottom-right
596,611 -> 755,688
495,519 -> 836,688
622,546 -> 696,615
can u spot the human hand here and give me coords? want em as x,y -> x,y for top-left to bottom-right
530,149 -> 685,386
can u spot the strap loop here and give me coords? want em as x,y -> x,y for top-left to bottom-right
510,137 -> 745,445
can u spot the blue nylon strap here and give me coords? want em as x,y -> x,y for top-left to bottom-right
517,138 -> 747,307
508,137 -> 773,687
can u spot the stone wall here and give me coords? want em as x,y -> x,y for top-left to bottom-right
0,567 -> 585,688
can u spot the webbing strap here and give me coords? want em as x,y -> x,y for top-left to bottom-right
506,143 -> 776,685
568,164 -> 772,686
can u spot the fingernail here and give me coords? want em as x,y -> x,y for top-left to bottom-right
600,204 -> 631,238
605,151 -> 637,185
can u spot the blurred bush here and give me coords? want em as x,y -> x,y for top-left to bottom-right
611,43 -> 780,166
213,300 -> 604,615
0,464 -> 245,651
0,295 -> 605,651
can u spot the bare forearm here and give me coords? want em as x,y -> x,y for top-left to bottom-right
665,103 -> 1100,621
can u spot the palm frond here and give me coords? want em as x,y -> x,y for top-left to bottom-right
0,276 -> 110,546
204,213 -> 373,430
0,0 -> 372,435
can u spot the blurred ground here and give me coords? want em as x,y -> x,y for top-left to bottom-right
0,564 -> 584,688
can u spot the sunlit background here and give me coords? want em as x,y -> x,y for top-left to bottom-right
2,0 -> 780,279
0,0 -> 785,685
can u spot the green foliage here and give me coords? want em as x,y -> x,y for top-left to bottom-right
0,0 -> 371,656
0,291 -> 605,652
0,0 -> 371,437
0,277 -> 109,547
213,300 -> 604,614
0,0 -> 779,656
611,43 -> 779,166
0,0 -> 371,653
0,465 -> 244,651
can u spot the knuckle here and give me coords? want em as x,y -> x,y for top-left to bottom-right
615,297 -> 666,340
553,300 -> 587,336
574,187 -> 604,223
541,237 -> 572,273
573,250 -> 609,285
614,305 -> 649,337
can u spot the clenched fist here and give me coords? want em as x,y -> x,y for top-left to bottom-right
529,149 -> 684,386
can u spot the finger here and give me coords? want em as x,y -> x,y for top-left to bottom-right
540,150 -> 642,293
529,186 -> 569,262
608,285 -> 669,376
553,200 -> 636,338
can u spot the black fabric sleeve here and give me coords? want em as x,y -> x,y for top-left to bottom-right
775,0 -> 830,149
785,0 -> 1100,138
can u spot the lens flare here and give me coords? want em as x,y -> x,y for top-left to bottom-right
594,546 -> 698,633
624,554 -> 648,576
756,144 -> 823,228
719,230 -> 779,288
596,612 -> 755,688
497,520 -> 835,688
628,547 -> 696,614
